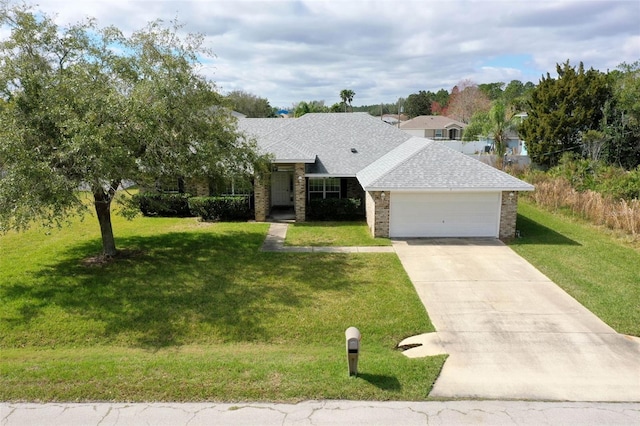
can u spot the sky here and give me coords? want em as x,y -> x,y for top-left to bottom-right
13,0 -> 640,108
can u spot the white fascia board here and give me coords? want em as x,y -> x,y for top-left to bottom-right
362,186 -> 534,193
272,159 -> 316,164
305,173 -> 357,178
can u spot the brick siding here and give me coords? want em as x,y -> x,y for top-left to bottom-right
499,191 -> 518,240
365,191 -> 390,238
254,173 -> 270,222
294,163 -> 306,222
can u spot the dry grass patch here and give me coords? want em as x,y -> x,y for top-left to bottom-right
526,176 -> 640,238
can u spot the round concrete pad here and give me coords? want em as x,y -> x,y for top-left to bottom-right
398,332 -> 447,357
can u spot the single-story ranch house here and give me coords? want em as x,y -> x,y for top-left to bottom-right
399,115 -> 467,140
236,113 -> 533,240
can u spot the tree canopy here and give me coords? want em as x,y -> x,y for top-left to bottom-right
446,80 -> 491,124
292,100 -> 329,117
601,61 -> 640,169
0,3 -> 264,256
404,90 -> 432,118
339,89 -> 355,112
520,61 -> 612,167
226,90 -> 276,118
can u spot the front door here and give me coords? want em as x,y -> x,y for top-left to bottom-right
271,171 -> 293,206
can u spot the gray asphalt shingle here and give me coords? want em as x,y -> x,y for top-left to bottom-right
357,137 -> 534,191
238,114 -> 533,192
239,113 -> 411,174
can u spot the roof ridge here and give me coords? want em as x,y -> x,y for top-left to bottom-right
357,137 -> 432,187
373,138 -> 432,185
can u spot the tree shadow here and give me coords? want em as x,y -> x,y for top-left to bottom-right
2,229 -> 359,350
357,373 -> 401,391
514,214 -> 581,246
291,221 -> 366,228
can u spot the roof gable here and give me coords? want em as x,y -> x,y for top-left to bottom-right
357,137 -> 534,192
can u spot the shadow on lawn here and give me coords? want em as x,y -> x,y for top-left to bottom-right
514,214 -> 581,246
3,229 -> 358,349
358,373 -> 401,391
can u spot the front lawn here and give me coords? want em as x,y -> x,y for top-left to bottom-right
510,200 -> 640,337
0,213 -> 442,401
285,221 -> 391,246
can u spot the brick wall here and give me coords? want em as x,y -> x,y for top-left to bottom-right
365,191 -> 390,238
254,173 -> 270,222
499,191 -> 518,240
189,180 -> 209,196
294,163 -> 306,222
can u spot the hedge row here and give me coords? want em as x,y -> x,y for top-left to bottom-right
188,196 -> 253,221
134,193 -> 252,221
135,193 -> 364,222
307,198 -> 364,221
135,193 -> 193,217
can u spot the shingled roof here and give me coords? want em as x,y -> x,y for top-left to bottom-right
238,114 -> 532,192
357,137 -> 534,192
238,113 -> 412,175
399,115 -> 466,130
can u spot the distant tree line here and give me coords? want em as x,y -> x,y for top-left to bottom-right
229,59 -> 639,170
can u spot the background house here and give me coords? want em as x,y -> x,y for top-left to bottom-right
399,115 -> 466,140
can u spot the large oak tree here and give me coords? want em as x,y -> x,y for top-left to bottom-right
0,3 -> 263,256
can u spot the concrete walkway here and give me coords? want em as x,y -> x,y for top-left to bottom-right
393,238 -> 640,402
3,401 -> 640,425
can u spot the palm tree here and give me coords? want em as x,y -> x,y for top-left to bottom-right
487,100 -> 516,169
340,89 -> 355,112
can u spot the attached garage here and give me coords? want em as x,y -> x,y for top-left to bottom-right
357,138 -> 534,240
389,191 -> 501,238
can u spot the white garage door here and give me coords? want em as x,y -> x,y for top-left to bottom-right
389,192 -> 501,237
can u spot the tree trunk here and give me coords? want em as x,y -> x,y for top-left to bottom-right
93,184 -> 118,257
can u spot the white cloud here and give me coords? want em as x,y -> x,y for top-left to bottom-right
7,0 -> 639,107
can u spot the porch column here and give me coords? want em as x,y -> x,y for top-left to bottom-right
294,163 -> 306,222
254,173 -> 270,222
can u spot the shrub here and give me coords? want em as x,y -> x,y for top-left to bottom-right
548,154 -> 598,191
595,167 -> 640,201
307,198 -> 364,221
134,193 -> 194,217
188,196 -> 252,221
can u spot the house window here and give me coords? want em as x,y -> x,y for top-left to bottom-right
308,177 -> 341,199
156,177 -> 185,193
222,177 -> 252,196
435,129 -> 443,139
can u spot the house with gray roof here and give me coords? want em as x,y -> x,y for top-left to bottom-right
238,113 -> 533,239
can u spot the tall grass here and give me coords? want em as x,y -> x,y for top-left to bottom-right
525,174 -> 640,237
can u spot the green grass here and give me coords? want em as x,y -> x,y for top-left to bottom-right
510,200 -> 640,336
285,221 -> 391,246
0,211 -> 442,402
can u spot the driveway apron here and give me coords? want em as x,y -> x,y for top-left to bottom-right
392,238 -> 640,402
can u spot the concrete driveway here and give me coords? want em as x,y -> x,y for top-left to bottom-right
392,238 -> 640,402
